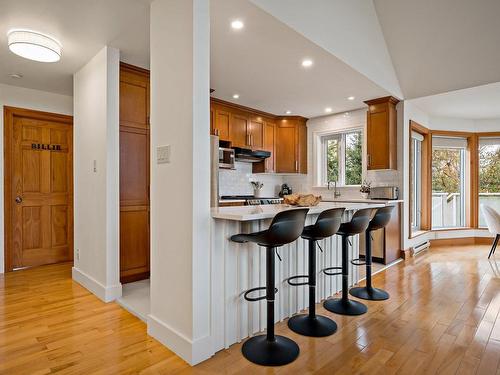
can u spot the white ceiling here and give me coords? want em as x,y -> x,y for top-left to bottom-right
210,0 -> 389,117
2,0 -> 500,120
0,0 -> 150,96
249,0 -> 403,99
410,82 -> 500,120
373,0 -> 500,99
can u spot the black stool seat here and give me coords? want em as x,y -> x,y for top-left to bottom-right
350,206 -> 393,301
231,208 -> 309,366
323,208 -> 373,316
287,208 -> 345,337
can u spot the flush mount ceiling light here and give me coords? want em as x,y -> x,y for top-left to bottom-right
231,20 -> 244,30
347,96 -> 355,101
301,59 -> 313,68
7,30 -> 61,62
285,110 -> 292,114
325,107 -> 333,113
232,94 -> 240,99
9,73 -> 23,79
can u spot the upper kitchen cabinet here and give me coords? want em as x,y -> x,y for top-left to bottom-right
275,117 -> 307,174
364,96 -> 399,170
209,98 -> 307,174
212,108 -> 230,141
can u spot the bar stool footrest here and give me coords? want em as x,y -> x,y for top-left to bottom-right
286,275 -> 309,286
323,266 -> 342,276
244,286 -> 278,302
350,258 -> 367,266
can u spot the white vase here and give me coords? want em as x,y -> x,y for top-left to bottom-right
254,189 -> 262,198
361,192 -> 369,199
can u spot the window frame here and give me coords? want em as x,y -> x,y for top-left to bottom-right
430,137 -> 468,229
320,128 -> 363,187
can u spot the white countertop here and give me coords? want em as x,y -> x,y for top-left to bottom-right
323,198 -> 404,204
211,201 -> 385,221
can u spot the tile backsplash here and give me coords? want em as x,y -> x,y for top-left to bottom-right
219,162 -> 284,197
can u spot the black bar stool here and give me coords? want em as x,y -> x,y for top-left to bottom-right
287,207 -> 345,337
231,208 -> 309,366
350,206 -> 393,301
323,208 -> 373,316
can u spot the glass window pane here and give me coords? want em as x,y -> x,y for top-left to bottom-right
345,131 -> 362,185
411,137 -> 422,232
431,142 -> 465,229
326,138 -> 339,182
479,139 -> 500,227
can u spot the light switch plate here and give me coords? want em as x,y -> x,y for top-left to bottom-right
157,145 -> 171,164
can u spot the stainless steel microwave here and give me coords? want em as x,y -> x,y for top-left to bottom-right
219,147 -> 235,169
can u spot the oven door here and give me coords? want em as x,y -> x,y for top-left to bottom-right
219,147 -> 235,169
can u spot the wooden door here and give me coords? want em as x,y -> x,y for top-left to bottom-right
119,63 -> 150,283
249,118 -> 264,149
4,107 -> 73,271
276,121 -> 297,173
366,108 -> 389,169
214,109 -> 230,141
263,121 -> 275,172
297,122 -> 307,173
230,113 -> 249,147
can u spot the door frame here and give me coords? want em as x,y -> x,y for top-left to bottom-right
3,106 -> 74,272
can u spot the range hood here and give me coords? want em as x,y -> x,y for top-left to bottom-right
233,147 -> 271,162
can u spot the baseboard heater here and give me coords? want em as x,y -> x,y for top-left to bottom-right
412,240 -> 430,256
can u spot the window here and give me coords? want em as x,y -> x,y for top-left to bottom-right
410,131 -> 423,232
479,137 -> 500,227
431,136 -> 467,229
321,130 -> 362,186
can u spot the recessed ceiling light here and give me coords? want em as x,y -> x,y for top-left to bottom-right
285,110 -> 292,115
231,20 -> 244,30
344,112 -> 350,116
7,29 -> 61,62
232,94 -> 239,99
9,73 -> 23,79
325,107 -> 333,113
301,59 -> 313,68
347,96 -> 355,101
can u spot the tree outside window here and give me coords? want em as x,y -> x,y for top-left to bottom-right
323,130 -> 362,186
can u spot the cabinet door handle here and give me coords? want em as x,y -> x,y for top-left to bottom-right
367,154 -> 371,167
295,160 -> 298,172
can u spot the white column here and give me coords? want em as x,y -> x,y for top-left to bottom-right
73,46 -> 121,302
148,0 -> 211,365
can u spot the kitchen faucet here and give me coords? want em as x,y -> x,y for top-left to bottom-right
327,181 -> 341,198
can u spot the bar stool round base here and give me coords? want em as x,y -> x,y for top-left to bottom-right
242,335 -> 299,366
288,314 -> 338,337
323,298 -> 367,316
349,286 -> 389,301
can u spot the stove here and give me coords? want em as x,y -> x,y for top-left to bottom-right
220,195 -> 283,205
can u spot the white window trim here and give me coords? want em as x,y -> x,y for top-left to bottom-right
313,127 -> 364,187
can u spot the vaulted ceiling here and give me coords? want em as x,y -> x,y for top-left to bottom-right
1,0 -> 499,119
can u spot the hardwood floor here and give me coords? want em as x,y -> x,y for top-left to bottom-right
1,244 -> 500,374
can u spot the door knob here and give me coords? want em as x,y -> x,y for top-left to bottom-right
15,196 -> 22,204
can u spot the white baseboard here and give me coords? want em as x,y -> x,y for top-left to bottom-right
147,314 -> 213,366
72,267 -> 122,302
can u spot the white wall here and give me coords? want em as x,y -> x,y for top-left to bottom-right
0,83 -> 73,274
300,108 -> 402,199
148,0 -> 211,365
72,46 -> 121,302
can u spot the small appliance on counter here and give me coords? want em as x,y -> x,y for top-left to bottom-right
368,186 -> 399,200
279,183 -> 292,197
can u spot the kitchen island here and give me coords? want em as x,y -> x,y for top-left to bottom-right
210,201 -> 385,351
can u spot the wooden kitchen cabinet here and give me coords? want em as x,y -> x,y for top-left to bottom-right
213,109 -> 230,141
209,98 -> 307,174
364,96 -> 399,170
119,62 -> 150,284
275,117 -> 307,173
